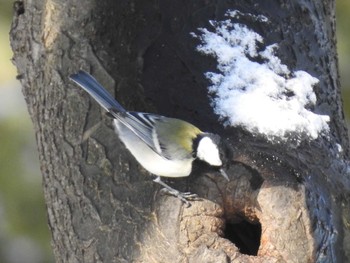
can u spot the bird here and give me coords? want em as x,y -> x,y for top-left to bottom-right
70,70 -> 231,205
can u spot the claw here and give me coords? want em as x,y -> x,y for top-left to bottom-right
154,177 -> 199,207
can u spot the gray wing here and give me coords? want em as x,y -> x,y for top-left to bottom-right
69,71 -> 169,156
115,111 -> 191,160
115,111 -> 164,156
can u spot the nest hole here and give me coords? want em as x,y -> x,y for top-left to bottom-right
225,220 -> 261,256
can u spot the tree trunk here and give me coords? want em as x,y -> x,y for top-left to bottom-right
10,0 -> 350,262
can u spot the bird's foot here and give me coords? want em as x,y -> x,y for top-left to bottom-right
153,176 -> 199,207
159,188 -> 198,207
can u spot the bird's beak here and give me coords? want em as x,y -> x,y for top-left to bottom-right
219,168 -> 230,181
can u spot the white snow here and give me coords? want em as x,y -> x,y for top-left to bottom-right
336,143 -> 343,153
193,11 -> 330,142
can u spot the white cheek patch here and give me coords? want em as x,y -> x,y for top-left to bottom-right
196,137 -> 222,166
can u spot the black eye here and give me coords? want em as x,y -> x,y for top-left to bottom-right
219,149 -> 225,160
192,150 -> 197,158
220,142 -> 233,164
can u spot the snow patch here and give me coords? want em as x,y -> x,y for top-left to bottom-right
193,11 -> 330,142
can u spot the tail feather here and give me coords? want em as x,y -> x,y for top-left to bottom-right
70,70 -> 126,113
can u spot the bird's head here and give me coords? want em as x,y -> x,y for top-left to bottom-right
193,133 -> 232,180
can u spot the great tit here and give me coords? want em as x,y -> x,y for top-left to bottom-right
70,70 -> 230,205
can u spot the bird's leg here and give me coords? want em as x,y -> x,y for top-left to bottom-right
153,176 -> 198,207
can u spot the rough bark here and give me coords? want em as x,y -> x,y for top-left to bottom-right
10,0 -> 350,262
